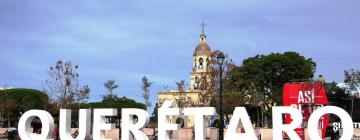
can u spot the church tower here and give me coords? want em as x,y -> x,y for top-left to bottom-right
190,22 -> 212,90
157,23 -> 216,127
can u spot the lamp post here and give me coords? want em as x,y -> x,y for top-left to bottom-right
216,52 -> 225,140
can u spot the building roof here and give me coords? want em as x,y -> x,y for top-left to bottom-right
194,34 -> 212,56
194,43 -> 211,56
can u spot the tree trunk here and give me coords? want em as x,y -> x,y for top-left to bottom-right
7,110 -> 10,128
110,92 -> 112,107
63,88 -> 67,108
351,96 -> 354,118
261,107 -> 264,127
257,107 -> 260,127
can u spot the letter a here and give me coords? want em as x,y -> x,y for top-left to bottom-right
224,107 -> 258,140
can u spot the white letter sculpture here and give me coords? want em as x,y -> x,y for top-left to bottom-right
308,106 -> 354,140
158,100 -> 180,140
18,110 -> 54,140
59,109 -> 91,140
121,108 -> 150,140
272,106 -> 302,140
184,107 -> 215,140
93,109 -> 117,140
225,107 -> 258,140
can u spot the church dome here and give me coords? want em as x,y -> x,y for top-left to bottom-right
194,42 -> 211,56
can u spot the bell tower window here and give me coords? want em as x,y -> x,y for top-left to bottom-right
194,59 -> 197,69
198,58 -> 203,69
206,58 -> 210,69
194,77 -> 200,89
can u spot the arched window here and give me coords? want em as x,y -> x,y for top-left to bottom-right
206,58 -> 210,69
198,58 -> 203,69
194,77 -> 200,89
194,59 -> 197,69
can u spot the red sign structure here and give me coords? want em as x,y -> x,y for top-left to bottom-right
283,83 -> 329,139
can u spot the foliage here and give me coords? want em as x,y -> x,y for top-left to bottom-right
75,85 -> 90,108
344,69 -> 360,93
103,80 -> 119,107
228,52 -> 316,108
325,81 -> 360,121
325,82 -> 351,111
200,50 -> 235,106
344,68 -> 360,118
0,88 -> 49,120
222,91 -> 246,114
45,60 -> 90,108
226,52 -> 316,126
94,97 -> 145,109
141,76 -> 152,110
68,96 -> 146,113
174,80 -> 193,108
151,103 -> 159,122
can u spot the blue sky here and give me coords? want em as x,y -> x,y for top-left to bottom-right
1,0 -> 360,105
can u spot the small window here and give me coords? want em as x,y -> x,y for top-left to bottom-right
194,77 -> 200,89
194,59 -> 197,68
206,58 -> 210,69
198,58 -> 203,69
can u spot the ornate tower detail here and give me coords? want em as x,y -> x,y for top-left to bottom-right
158,23 -> 215,127
190,22 -> 212,90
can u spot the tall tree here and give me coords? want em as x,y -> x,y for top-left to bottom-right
46,60 -> 89,108
200,50 -> 235,106
141,76 -> 152,111
152,103 -> 159,122
0,88 -> 49,127
344,68 -> 360,118
103,80 -> 119,107
227,52 -> 316,126
174,80 -> 193,108
173,80 -> 192,128
77,85 -> 90,108
325,82 -> 352,114
2,99 -> 16,128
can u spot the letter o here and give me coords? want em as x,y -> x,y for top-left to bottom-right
308,106 -> 353,140
18,110 -> 54,140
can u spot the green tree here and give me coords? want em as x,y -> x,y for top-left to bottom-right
227,52 -> 316,126
2,99 -> 16,128
222,92 -> 246,114
344,68 -> 360,118
141,76 -> 152,111
0,88 -> 49,127
325,82 -> 351,112
151,103 -> 159,122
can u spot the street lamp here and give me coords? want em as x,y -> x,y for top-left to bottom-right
216,52 -> 225,140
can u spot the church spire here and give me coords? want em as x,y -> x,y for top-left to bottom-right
200,22 -> 207,43
200,22 -> 206,35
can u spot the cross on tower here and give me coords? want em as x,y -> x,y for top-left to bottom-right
200,22 -> 206,35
